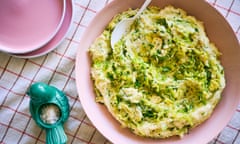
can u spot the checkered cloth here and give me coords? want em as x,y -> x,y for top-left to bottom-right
0,0 -> 240,143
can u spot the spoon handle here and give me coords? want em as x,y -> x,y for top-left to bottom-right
134,0 -> 152,19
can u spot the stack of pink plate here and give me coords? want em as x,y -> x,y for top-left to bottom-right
0,0 -> 74,58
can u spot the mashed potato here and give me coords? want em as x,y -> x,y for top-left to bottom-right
89,6 -> 225,138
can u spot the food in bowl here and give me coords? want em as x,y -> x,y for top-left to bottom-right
88,6 -> 225,138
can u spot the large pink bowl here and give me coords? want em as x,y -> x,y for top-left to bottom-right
76,0 -> 240,143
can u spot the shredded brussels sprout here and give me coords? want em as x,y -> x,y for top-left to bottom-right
89,6 -> 225,138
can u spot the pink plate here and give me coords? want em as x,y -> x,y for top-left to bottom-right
13,0 -> 74,58
76,0 -> 240,143
0,0 -> 65,54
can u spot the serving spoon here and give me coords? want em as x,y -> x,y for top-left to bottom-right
110,0 -> 152,48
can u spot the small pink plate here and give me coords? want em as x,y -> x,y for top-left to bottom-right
0,0 -> 66,54
12,0 -> 74,58
76,0 -> 240,143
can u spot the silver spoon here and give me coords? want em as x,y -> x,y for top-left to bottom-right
110,0 -> 152,48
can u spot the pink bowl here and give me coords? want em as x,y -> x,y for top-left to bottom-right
76,0 -> 240,143
0,0 -> 66,54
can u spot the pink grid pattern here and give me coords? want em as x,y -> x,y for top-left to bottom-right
0,0 -> 239,143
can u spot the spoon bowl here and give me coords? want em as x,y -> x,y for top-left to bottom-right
110,0 -> 152,48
